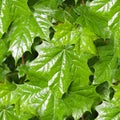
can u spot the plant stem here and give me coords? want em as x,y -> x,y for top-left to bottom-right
22,54 -> 25,64
82,115 -> 84,120
82,0 -> 85,4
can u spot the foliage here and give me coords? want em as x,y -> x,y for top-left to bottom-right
0,0 -> 120,119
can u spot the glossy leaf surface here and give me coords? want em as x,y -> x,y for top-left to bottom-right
96,85 -> 120,120
0,0 -> 120,120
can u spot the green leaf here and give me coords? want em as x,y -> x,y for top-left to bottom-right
89,0 -> 117,14
89,0 -> 120,38
113,32 -> 120,61
27,41 -> 93,98
0,0 -> 11,38
75,5 -> 108,38
93,40 -> 117,84
0,82 -> 98,120
63,85 -> 98,120
52,21 -> 97,55
0,40 -> 8,63
0,83 -> 46,115
96,85 -> 120,120
96,81 -> 111,100
0,105 -> 18,120
8,15 -> 42,62
33,5 -> 53,40
0,84 -> 41,120
1,0 -> 120,119
53,8 -> 66,22
75,28 -> 97,54
71,53 -> 92,87
10,0 -> 31,19
52,20 -> 80,46
34,0 -> 64,9
0,83 -> 69,120
8,3 -> 55,62
96,101 -> 120,120
108,0 -> 120,32
27,42 -> 73,98
0,82 -> 17,99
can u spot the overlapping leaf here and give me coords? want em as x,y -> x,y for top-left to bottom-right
93,40 -> 117,84
8,4 -> 54,62
52,20 -> 80,46
0,82 -> 98,120
64,85 -> 98,120
0,83 -> 55,119
89,0 -> 120,37
8,15 -> 42,62
96,85 -> 120,120
1,0 -> 120,119
52,21 -> 97,55
75,5 -> 108,38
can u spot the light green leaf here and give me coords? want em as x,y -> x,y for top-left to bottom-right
96,101 -> 120,120
0,83 -> 46,115
27,41 -> 92,98
52,20 -> 80,46
8,15 -> 42,62
0,83 -> 98,120
89,0 -> 120,38
0,0 -> 11,38
96,85 -> 120,120
52,21 -> 97,55
0,83 -> 69,120
0,105 -> 18,120
108,0 -> 120,32
0,105 -> 32,120
28,42 -> 73,98
33,5 -> 53,40
113,32 -> 120,60
10,0 -> 31,19
9,4 -> 55,62
0,82 -> 16,98
76,28 -> 97,55
89,0 -> 117,14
